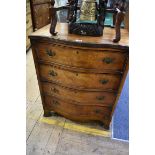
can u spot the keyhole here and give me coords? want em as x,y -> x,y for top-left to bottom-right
76,51 -> 79,54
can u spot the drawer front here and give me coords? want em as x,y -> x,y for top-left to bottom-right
39,64 -> 121,91
35,43 -> 127,71
44,95 -> 111,121
42,82 -> 116,106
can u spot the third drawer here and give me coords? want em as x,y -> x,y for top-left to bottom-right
42,82 -> 117,107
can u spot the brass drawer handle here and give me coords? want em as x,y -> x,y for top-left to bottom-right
96,96 -> 105,101
100,79 -> 108,84
49,70 -> 57,76
51,87 -> 59,93
102,57 -> 113,64
52,100 -> 59,105
46,49 -> 56,57
95,109 -> 101,114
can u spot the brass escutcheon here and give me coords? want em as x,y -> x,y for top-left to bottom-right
100,79 -> 108,84
49,70 -> 57,76
96,96 -> 105,100
102,57 -> 113,64
46,49 -> 56,56
52,100 -> 59,105
51,87 -> 59,93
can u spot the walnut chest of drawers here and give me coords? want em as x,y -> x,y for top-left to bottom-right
29,23 -> 129,129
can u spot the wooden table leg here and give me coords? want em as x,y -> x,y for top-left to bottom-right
113,11 -> 125,43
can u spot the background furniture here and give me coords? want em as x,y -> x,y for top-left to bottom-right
29,23 -> 129,129
30,0 -> 52,31
26,0 -> 33,50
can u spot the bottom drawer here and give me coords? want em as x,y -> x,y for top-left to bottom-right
44,95 -> 112,122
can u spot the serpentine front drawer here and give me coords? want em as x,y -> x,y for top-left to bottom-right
42,81 -> 117,107
44,95 -> 112,122
35,43 -> 128,73
39,64 -> 121,91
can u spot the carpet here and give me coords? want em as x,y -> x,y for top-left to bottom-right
112,73 -> 129,141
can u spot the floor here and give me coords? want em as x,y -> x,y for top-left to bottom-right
26,50 -> 129,155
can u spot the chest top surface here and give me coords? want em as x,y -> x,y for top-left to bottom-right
29,23 -> 129,49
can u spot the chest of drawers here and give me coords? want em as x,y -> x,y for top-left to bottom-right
29,23 -> 129,129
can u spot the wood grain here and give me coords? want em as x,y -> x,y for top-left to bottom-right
30,0 -> 51,30
35,42 -> 128,72
42,81 -> 117,106
39,64 -> 122,91
27,49 -> 129,155
44,95 -> 111,124
26,1 -> 33,48
29,23 -> 129,48
29,23 -> 129,129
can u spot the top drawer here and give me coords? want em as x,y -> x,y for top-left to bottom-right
35,43 -> 128,72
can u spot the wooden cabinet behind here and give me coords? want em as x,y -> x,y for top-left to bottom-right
29,23 -> 129,129
30,0 -> 52,31
26,0 -> 33,49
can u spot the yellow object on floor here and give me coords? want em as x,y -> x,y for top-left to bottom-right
40,117 -> 111,137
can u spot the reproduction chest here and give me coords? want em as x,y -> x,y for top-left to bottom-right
29,23 -> 129,129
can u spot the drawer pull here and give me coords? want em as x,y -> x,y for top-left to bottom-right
96,96 -> 105,101
46,49 -> 56,57
52,100 -> 59,105
95,109 -> 101,114
51,87 -> 59,93
100,79 -> 108,84
102,57 -> 113,64
49,70 -> 57,76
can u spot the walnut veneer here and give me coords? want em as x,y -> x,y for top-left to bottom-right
29,23 -> 129,129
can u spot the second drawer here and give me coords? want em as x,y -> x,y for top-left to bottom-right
39,64 -> 122,91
